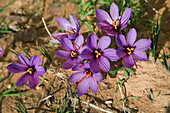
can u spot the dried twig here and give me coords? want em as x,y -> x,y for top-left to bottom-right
41,17 -> 54,40
118,84 -> 126,113
69,97 -> 114,113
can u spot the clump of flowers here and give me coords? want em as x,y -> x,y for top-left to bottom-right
55,35 -> 85,69
68,63 -> 102,96
81,34 -> 119,73
51,14 -> 80,43
95,2 -> 132,36
116,28 -> 152,68
7,54 -> 45,89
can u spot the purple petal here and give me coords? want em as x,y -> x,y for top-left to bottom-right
72,64 -> 86,71
98,56 -> 110,72
60,38 -> 74,51
51,33 -> 67,40
16,73 -> 28,87
84,62 -> 90,69
90,57 -> 100,73
79,45 -> 88,54
96,22 -> 112,31
86,33 -> 97,50
116,48 -> 126,58
18,54 -> 31,67
81,48 -> 93,59
93,72 -> 102,82
103,48 -> 120,61
121,8 -> 132,25
0,47 -> 3,56
110,2 -> 119,20
68,72 -> 85,83
73,56 -> 83,65
55,50 -> 70,59
62,58 -> 74,69
30,56 -> 41,66
74,18 -> 80,30
122,55 -> 135,68
133,39 -> 152,51
55,18 -> 71,31
107,31 -> 118,36
95,9 -> 112,24
77,78 -> 89,96
50,39 -> 60,44
120,24 -> 127,30
97,36 -> 111,50
69,14 -> 76,28
132,51 -> 147,61
34,66 -> 45,76
127,28 -> 137,46
68,33 -> 78,40
28,75 -> 39,89
7,63 -> 27,74
74,35 -> 84,49
116,34 -> 127,48
89,76 -> 98,94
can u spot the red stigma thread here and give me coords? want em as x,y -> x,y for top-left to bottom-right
73,76 -> 86,86
0,58 -> 4,60
116,54 -> 128,67
56,34 -> 67,38
101,26 -> 113,29
79,63 -> 84,68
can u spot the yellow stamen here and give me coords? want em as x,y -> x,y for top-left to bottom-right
27,68 -> 33,74
71,51 -> 77,58
127,48 -> 134,54
112,20 -> 119,29
95,50 -> 101,58
85,71 -> 91,78
67,30 -> 74,35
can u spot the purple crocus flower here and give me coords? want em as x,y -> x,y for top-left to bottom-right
95,2 -> 132,36
55,35 -> 85,69
7,54 -> 45,89
81,34 -> 119,73
51,14 -> 80,43
68,62 -> 102,96
0,47 -> 3,56
116,28 -> 152,68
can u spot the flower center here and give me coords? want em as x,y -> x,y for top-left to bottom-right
67,30 -> 74,35
112,20 -> 119,29
71,51 -> 78,58
127,48 -> 134,54
27,68 -> 33,74
85,70 -> 92,78
95,50 -> 101,58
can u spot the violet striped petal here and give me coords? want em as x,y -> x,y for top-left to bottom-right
81,48 -> 93,59
116,34 -> 127,48
97,36 -> 111,50
126,28 -> 137,46
96,22 -> 112,31
122,55 -> 135,68
18,54 -> 31,67
121,8 -> 132,25
0,47 -> 3,56
98,56 -> 110,72
93,72 -> 102,83
34,66 -> 45,76
116,48 -> 126,58
7,63 -> 27,74
55,50 -> 70,59
28,75 -> 39,89
133,39 -> 152,51
16,73 -> 29,87
120,24 -> 127,30
72,64 -> 86,71
74,35 -> 84,49
60,38 -> 74,51
110,2 -> 119,20
86,33 -> 97,50
77,78 -> 89,96
55,18 -> 72,31
89,76 -> 98,94
51,33 -> 67,40
107,31 -> 118,36
50,39 -> 60,44
95,9 -> 112,24
132,51 -> 147,61
62,58 -> 75,69
69,14 -> 76,28
103,48 -> 120,61
68,72 -> 85,83
90,57 -> 100,73
30,56 -> 41,66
